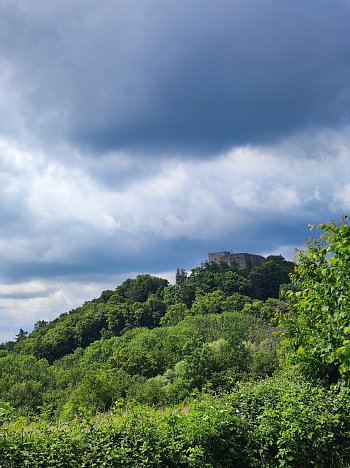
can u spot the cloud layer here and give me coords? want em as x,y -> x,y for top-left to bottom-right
1,1 -> 350,154
0,129 -> 349,341
0,1 -> 349,340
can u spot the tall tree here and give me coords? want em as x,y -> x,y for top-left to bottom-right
281,218 -> 350,384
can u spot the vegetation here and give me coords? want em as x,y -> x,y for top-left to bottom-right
0,225 -> 350,466
281,217 -> 350,385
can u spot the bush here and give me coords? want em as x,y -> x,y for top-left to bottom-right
281,218 -> 350,384
2,373 -> 350,467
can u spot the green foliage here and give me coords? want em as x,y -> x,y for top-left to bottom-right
0,307 -> 274,414
9,258 -> 289,366
117,274 -> 168,302
231,371 -> 350,466
244,330 -> 280,378
13,274 -> 169,364
1,373 -> 350,467
243,297 -> 280,321
184,337 -> 247,390
249,255 -> 294,300
62,369 -> 132,417
190,290 -> 227,315
281,218 -> 350,384
160,302 -> 189,326
0,255 -> 303,464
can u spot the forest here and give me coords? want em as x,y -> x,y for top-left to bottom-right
0,219 -> 350,467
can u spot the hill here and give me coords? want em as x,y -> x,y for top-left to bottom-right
2,229 -> 350,467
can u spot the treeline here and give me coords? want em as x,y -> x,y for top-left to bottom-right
2,228 -> 350,467
1,254 -> 292,364
0,255 -> 291,417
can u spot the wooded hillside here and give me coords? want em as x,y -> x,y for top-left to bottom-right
1,221 -> 350,466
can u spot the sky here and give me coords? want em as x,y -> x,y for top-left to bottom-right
0,0 -> 350,342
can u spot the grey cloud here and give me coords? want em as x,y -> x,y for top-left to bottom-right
0,291 -> 53,300
0,1 -> 350,156
0,128 -> 347,285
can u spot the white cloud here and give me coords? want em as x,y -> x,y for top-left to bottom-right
0,127 -> 349,340
0,129 -> 349,263
0,278 -> 116,343
0,269 -> 176,343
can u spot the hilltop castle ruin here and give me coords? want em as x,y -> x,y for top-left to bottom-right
208,251 -> 266,269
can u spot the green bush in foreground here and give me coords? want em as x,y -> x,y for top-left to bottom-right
281,218 -> 350,385
1,372 -> 350,467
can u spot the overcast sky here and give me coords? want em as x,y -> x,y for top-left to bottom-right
0,0 -> 349,342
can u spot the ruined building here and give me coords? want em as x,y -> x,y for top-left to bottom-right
208,251 -> 266,269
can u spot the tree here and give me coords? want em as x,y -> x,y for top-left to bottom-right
249,255 -> 294,300
121,275 -> 168,303
175,268 -> 187,286
160,303 -> 189,326
281,218 -> 350,384
34,320 -> 48,330
190,290 -> 227,316
15,329 -> 28,342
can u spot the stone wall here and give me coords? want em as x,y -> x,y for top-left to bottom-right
208,251 -> 266,269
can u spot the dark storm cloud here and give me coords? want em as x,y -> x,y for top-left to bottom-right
1,0 -> 350,155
